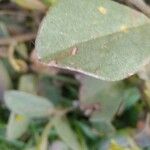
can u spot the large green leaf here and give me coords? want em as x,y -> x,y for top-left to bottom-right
36,0 -> 150,81
4,91 -> 54,118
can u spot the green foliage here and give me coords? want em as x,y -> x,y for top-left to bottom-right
4,91 -> 54,118
6,113 -> 30,140
0,0 -> 150,149
36,0 -> 150,81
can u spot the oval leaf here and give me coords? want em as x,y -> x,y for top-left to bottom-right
6,113 -> 30,140
4,90 -> 54,118
36,0 -> 150,81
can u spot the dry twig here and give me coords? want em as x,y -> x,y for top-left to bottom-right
0,33 -> 36,45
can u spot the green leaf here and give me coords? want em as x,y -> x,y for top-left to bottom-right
74,121 -> 96,140
6,74 -> 39,140
36,0 -> 150,81
4,91 -> 54,118
53,116 -> 82,150
123,87 -> 140,110
6,113 -> 30,140
91,116 -> 115,135
79,76 -> 139,134
79,76 -> 125,120
18,74 -> 38,94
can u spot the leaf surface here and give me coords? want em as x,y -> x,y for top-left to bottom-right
36,0 -> 150,81
79,75 -> 140,134
79,76 -> 125,120
4,91 -> 54,118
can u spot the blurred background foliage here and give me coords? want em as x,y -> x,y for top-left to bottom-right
0,0 -> 150,150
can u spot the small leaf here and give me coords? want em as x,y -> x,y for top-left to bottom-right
19,74 -> 38,94
6,113 -> 30,140
79,75 -> 140,134
79,76 -> 125,120
36,0 -> 150,81
6,74 -> 39,140
123,87 -> 140,110
53,116 -> 81,150
4,90 -> 54,118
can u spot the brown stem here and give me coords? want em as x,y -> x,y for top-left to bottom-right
0,33 -> 36,45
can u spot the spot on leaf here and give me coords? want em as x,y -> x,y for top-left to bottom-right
15,115 -> 25,122
120,25 -> 128,33
98,7 -> 107,15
